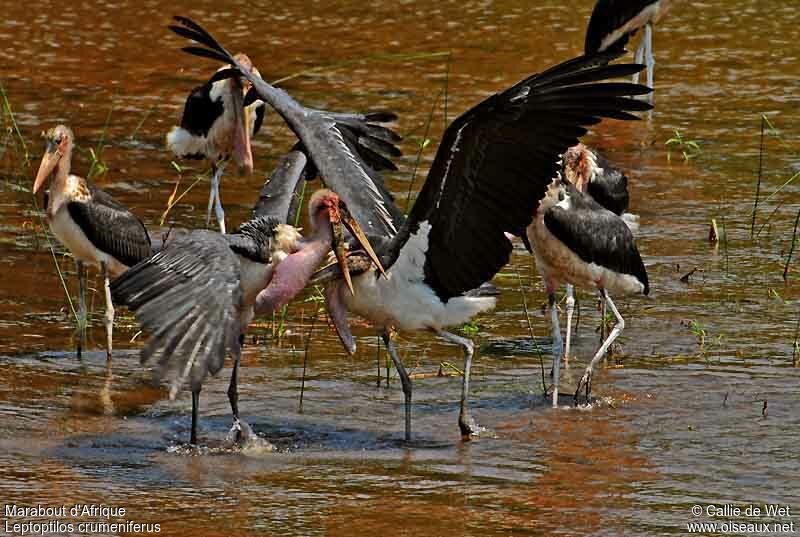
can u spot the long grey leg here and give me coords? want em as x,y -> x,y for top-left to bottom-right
645,23 -> 655,98
435,329 -> 478,437
206,163 -> 218,228
549,293 -> 563,408
632,35 -> 646,85
101,262 -> 114,362
564,284 -> 575,364
382,331 -> 412,441
575,290 -> 624,405
75,260 -> 87,358
191,388 -> 201,445
228,355 -> 240,422
213,162 -> 227,234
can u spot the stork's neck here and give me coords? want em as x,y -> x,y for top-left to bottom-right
253,216 -> 332,315
46,149 -> 74,215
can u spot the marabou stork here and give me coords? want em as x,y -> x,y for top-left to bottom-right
33,125 -> 151,360
167,53 -> 266,234
585,0 -> 673,97
552,143 -> 638,364
111,189 -> 381,445
170,17 -> 651,440
112,117 -> 401,445
527,175 -> 648,408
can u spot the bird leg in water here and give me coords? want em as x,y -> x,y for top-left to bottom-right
382,331 -> 412,441
549,293 -> 563,408
207,162 -> 227,234
101,262 -> 114,362
575,289 -> 625,405
191,388 -> 201,445
436,330 -> 480,437
564,284 -> 576,364
644,23 -> 655,102
75,260 -> 87,358
633,34 -> 646,85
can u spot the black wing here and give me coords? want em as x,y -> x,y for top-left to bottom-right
169,16 -> 401,239
395,52 -> 651,300
586,149 -> 630,215
544,182 -> 648,294
178,80 -> 224,137
585,0 -> 659,54
110,230 -> 242,396
68,184 -> 151,268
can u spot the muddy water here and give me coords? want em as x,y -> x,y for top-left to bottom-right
1,0 -> 799,535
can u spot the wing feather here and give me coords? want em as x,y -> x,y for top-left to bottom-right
110,231 -> 242,395
396,54 -> 651,300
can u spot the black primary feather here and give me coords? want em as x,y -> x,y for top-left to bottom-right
586,150 -> 630,215
391,53 -> 651,301
544,182 -> 648,294
67,184 -> 151,267
111,230 -> 243,395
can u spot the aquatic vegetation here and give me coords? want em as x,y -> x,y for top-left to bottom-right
665,129 -> 701,162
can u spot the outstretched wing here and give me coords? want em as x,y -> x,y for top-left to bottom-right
169,16 -> 401,239
110,231 -> 242,397
68,184 -> 151,268
396,52 -> 651,300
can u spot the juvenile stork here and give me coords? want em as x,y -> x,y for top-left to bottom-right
528,176 -> 648,408
167,53 -> 266,234
584,0 -> 673,97
169,17 -> 651,440
33,125 -> 151,360
554,143 -> 638,361
111,188 -> 381,445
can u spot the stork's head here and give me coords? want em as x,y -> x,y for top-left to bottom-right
309,189 -> 386,295
34,125 -> 74,194
560,144 -> 596,194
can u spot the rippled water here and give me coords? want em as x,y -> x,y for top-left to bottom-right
1,1 -> 799,535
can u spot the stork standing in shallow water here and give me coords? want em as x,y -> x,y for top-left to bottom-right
112,188 -> 382,445
553,143 -> 638,362
170,17 -> 651,440
167,53 -> 266,234
585,0 -> 673,99
528,175 -> 648,408
34,125 -> 151,360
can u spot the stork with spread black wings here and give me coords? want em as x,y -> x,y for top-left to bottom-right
170,16 -> 652,440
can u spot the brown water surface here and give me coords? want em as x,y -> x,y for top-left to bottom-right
1,1 -> 799,535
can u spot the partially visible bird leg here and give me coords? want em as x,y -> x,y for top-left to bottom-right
75,260 -> 87,359
564,284 -> 575,364
549,293 -> 563,408
436,329 -> 479,437
101,261 -> 114,362
575,289 -> 624,405
633,34 -> 646,85
191,388 -> 201,445
382,331 -> 412,441
228,355 -> 240,422
207,162 -> 227,233
644,23 -> 655,99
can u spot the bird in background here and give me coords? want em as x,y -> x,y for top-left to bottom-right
584,0 -> 673,100
527,172 -> 648,408
33,125 -> 151,361
167,52 -> 266,234
546,143 -> 639,364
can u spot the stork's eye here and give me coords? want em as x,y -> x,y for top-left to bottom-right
55,136 -> 62,145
